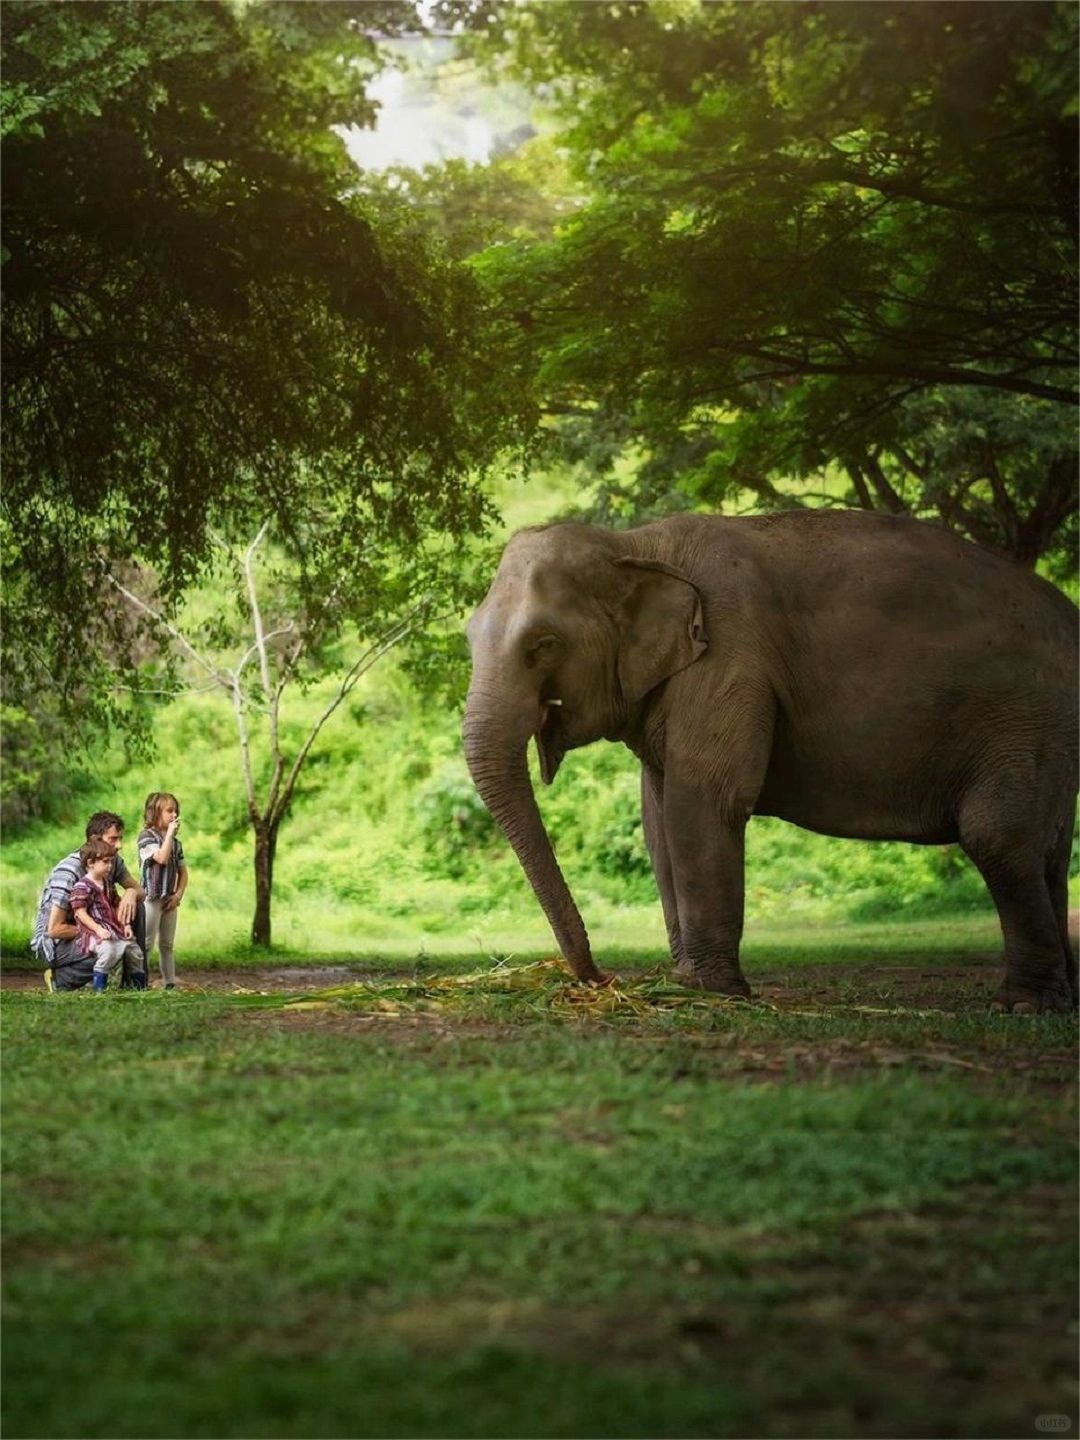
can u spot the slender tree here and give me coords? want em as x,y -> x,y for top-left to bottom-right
106,520 -> 451,946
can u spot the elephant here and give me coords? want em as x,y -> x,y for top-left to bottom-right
463,509 -> 1079,1013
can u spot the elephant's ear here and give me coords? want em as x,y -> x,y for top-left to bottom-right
614,557 -> 707,704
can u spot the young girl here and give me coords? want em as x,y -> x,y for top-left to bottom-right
137,792 -> 189,989
70,839 -> 147,992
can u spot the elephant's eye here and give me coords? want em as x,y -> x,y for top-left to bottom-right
524,634 -> 559,667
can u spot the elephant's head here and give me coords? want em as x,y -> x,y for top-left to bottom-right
463,523 -> 706,982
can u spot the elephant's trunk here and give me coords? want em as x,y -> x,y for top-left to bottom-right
463,682 -> 602,983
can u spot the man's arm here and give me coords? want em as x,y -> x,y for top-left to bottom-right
115,873 -> 145,927
46,904 -> 78,943
39,856 -> 80,946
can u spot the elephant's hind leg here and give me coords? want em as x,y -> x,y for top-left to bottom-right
1046,799 -> 1078,1008
959,789 -> 1075,1013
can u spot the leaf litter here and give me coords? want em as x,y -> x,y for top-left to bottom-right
221,957 -> 949,1023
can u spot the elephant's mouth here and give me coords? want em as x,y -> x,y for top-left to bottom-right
535,700 -> 565,786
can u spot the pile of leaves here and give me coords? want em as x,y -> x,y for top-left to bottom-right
222,959 -> 751,1023
206,960 -> 943,1024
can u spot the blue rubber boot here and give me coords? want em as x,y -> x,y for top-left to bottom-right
92,973 -> 109,993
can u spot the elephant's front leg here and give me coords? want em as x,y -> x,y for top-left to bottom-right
640,765 -> 685,969
663,771 -> 751,997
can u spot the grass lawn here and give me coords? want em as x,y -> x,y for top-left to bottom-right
0,909 -> 1008,974
2,942 -> 1076,1439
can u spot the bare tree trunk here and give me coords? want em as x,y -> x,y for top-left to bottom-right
1012,451 -> 1077,569
251,821 -> 278,947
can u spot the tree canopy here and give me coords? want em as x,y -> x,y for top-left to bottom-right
449,0 -> 1078,567
1,0 -> 526,723
3,0 -> 1077,751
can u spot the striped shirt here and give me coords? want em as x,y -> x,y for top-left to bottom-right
69,877 -> 126,957
137,828 -> 186,900
31,850 -> 134,966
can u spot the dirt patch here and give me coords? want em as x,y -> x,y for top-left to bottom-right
1,1237 -> 123,1273
2,953 -> 1018,1009
1,956 -> 989,1002
213,969 -> 1077,1087
752,959 -> 998,1011
609,1029 -> 1078,1089
0,964 -> 404,994
11,959 -> 1075,1080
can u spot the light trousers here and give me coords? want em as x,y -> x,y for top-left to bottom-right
92,939 -> 145,977
144,898 -> 179,984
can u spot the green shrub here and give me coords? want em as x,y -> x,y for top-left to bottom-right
416,764 -> 498,878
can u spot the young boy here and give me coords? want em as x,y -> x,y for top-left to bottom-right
69,839 -> 147,992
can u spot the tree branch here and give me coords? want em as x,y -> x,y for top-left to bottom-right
694,156 -> 1060,219
733,345 -> 1078,405
237,625 -> 295,681
103,571 -> 232,688
860,453 -> 908,514
889,445 -> 931,484
229,675 -> 260,826
242,521 -> 274,711
270,604 -> 428,827
847,463 -> 875,511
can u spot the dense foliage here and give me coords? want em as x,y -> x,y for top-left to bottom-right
1,0 -> 525,725
450,0 -> 1078,566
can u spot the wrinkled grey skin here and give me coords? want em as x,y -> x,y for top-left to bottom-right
463,510 -> 1078,1013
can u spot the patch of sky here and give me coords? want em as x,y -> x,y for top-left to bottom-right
338,34 -> 535,173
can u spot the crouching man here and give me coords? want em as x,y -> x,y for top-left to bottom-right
31,811 -> 147,992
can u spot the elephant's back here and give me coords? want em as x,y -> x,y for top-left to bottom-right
721,509 -> 1075,666
710,509 -> 1075,774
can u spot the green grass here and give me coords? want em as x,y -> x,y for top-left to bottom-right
3,949 -> 1076,1439
0,910 -> 1005,975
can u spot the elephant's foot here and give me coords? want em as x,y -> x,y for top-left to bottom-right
564,956 -> 614,987
990,972 -> 1076,1015
566,963 -> 616,988
675,960 -> 752,999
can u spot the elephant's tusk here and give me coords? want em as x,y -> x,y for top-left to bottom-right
547,698 -> 563,706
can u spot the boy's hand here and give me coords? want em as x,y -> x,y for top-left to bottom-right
123,924 -> 134,939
